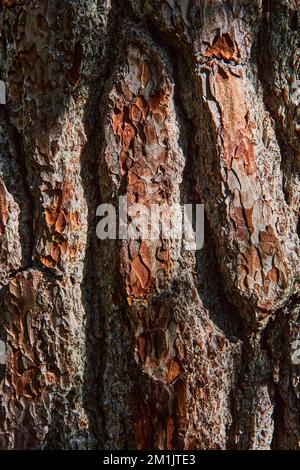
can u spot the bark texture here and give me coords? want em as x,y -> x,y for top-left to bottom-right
0,0 -> 299,450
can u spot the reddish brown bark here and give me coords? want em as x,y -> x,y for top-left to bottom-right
0,0 -> 299,450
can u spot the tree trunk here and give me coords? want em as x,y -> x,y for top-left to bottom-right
0,0 -> 299,450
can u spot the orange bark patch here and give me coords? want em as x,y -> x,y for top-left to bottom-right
131,255 -> 150,289
267,266 -> 279,283
40,256 -> 56,269
205,33 -> 239,62
137,96 -> 149,117
107,42 -> 179,305
215,68 -> 257,172
130,103 -> 143,122
259,226 -> 278,255
123,122 -> 136,151
112,107 -> 124,136
55,210 -> 68,234
70,211 -> 80,230
167,359 -> 181,383
244,207 -> 254,235
244,245 -> 261,278
139,241 -> 154,269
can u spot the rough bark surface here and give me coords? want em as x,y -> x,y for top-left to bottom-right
0,0 -> 299,450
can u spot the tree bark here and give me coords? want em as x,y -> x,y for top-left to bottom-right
0,0 -> 299,450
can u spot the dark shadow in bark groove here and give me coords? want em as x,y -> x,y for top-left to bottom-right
79,1 -> 138,449
0,109 -> 35,273
257,0 -> 300,200
78,35 -> 115,452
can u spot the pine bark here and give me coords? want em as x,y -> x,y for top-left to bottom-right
0,0 -> 299,450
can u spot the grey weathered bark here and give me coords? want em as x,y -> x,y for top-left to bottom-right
0,0 -> 299,450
